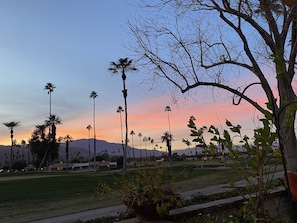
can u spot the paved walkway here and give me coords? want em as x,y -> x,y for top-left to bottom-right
28,171 -> 285,223
28,204 -> 126,223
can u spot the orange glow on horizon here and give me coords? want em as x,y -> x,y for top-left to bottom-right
0,93 -> 268,150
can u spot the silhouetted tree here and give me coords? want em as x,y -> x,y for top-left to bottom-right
129,1 -> 297,174
109,58 -> 137,173
117,106 -> 125,155
3,121 -> 20,170
161,131 -> 173,167
60,135 -> 73,170
30,115 -> 61,168
86,124 -> 92,162
138,132 -> 142,159
130,130 -> 136,161
90,91 -> 98,171
44,82 -> 55,116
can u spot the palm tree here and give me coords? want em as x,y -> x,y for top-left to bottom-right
109,58 -> 137,173
165,106 -> 172,162
24,140 -> 31,165
90,91 -> 97,171
130,130 -> 135,161
117,106 -> 125,155
161,131 -> 173,167
150,138 -> 154,159
165,106 -> 171,133
138,132 -> 142,160
44,82 -> 56,150
86,125 -> 92,162
40,115 -> 62,169
45,114 -> 62,141
64,135 -> 73,170
154,144 -> 158,158
34,124 -> 46,140
143,136 -> 148,160
44,82 -> 55,117
3,121 -> 20,170
21,140 -> 26,160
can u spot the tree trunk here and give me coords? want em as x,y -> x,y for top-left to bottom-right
278,75 -> 297,173
122,71 -> 128,174
279,113 -> 297,173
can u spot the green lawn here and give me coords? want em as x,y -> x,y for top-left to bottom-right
0,161 -> 241,223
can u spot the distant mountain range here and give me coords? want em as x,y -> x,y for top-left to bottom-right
0,139 -> 200,164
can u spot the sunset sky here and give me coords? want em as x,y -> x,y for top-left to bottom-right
0,0 -> 268,152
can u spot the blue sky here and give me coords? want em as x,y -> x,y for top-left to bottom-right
0,0 -> 265,151
0,1 -> 139,140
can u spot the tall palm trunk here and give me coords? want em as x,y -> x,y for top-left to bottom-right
3,122 -> 19,171
89,91 -> 97,172
109,58 -> 137,173
119,109 -> 125,156
86,125 -> 92,162
93,98 -> 96,171
130,131 -> 135,161
49,91 -> 52,117
122,71 -> 128,173
10,129 -> 13,170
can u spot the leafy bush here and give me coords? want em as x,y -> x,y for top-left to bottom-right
184,116 -> 282,221
96,165 -> 182,219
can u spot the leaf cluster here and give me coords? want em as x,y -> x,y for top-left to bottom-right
183,115 -> 282,220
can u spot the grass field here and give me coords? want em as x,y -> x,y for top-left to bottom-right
0,161 -> 241,223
